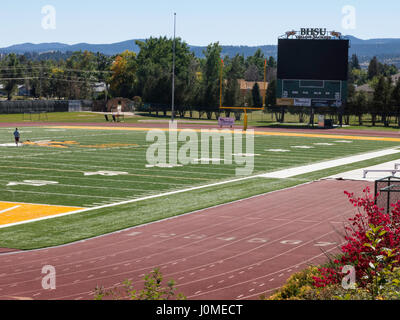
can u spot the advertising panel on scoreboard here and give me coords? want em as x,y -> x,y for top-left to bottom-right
276,98 -> 294,106
294,98 -> 312,107
311,99 -> 343,107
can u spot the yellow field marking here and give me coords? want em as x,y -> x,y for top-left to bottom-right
23,140 -> 138,149
24,140 -> 79,148
45,126 -> 400,142
0,202 -> 83,226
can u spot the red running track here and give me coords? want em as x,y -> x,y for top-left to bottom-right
2,121 -> 400,138
0,179 -> 371,300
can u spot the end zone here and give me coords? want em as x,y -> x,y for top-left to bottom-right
0,202 -> 83,228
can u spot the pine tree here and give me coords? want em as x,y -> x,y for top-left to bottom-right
350,54 -> 360,70
252,83 -> 262,107
392,79 -> 400,126
372,76 -> 386,126
266,79 -> 276,106
224,54 -> 242,108
368,57 -> 379,80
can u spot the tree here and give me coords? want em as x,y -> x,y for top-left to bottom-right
355,91 -> 368,125
368,57 -> 380,80
371,76 -> 392,126
252,83 -> 262,107
344,83 -> 357,125
347,87 -> 368,126
382,64 -> 398,77
265,79 -> 276,107
65,51 -> 98,99
245,49 -> 265,81
48,67 -> 68,99
110,50 -> 137,98
223,54 -> 242,109
392,79 -> 400,126
0,54 -> 22,100
350,54 -> 361,70
382,77 -> 394,127
135,37 -> 196,116
200,42 -> 223,119
244,64 -> 259,82
268,56 -> 277,68
351,68 -> 368,86
95,52 -> 113,101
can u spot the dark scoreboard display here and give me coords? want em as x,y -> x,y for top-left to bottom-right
278,39 -> 349,81
276,38 -> 350,108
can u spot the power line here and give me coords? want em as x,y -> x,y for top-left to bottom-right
0,66 -> 113,73
0,76 -> 104,84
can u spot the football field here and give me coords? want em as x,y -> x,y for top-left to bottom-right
1,125 -> 400,249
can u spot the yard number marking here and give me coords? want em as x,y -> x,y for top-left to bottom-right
84,171 -> 129,176
7,180 -> 59,187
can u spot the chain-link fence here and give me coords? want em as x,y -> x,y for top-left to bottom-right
0,100 -> 69,114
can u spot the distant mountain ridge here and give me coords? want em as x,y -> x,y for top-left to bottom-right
0,40 -> 143,56
1,36 -> 400,66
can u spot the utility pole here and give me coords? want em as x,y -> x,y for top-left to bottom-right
171,12 -> 176,122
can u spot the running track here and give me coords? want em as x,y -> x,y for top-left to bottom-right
0,179 -> 371,300
2,121 -> 400,138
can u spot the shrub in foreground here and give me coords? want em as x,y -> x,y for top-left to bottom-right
269,187 -> 400,300
94,268 -> 186,300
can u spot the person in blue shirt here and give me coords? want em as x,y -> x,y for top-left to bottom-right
14,128 -> 20,146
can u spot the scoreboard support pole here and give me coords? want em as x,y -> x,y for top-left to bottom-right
309,108 -> 314,128
339,105 -> 344,128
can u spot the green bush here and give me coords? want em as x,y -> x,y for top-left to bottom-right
267,266 -> 323,300
267,266 -> 400,300
94,268 -> 186,300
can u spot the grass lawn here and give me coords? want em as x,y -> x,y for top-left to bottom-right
0,112 -> 160,124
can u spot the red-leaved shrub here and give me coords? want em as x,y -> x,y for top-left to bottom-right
313,187 -> 400,288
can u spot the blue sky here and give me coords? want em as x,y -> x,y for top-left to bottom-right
0,0 -> 399,47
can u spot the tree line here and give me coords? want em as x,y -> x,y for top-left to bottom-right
270,54 -> 400,126
0,51 -> 112,101
0,37 -> 277,119
345,54 -> 400,127
2,36 -> 399,126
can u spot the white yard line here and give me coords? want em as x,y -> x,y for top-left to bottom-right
0,206 -> 21,214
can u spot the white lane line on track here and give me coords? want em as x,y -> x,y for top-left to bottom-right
46,239 -> 343,301
0,207 -> 344,299
0,190 -> 348,286
190,242 -> 343,300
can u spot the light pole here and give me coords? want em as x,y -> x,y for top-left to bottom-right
171,13 -> 176,122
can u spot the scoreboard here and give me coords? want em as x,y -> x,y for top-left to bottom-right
276,31 -> 349,108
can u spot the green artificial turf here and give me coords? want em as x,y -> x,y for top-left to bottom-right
0,126 -> 399,249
